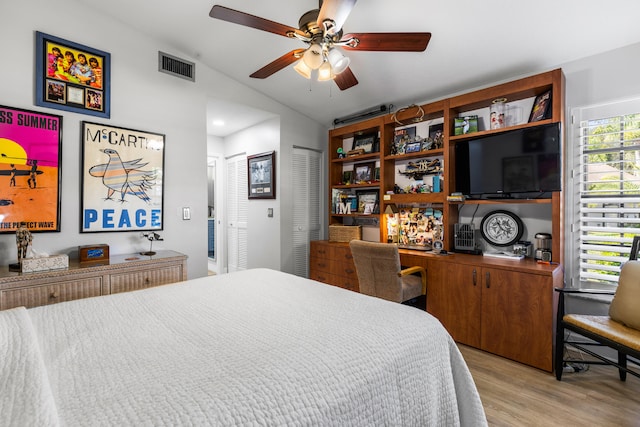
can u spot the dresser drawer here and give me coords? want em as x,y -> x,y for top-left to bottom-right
309,256 -> 332,274
332,245 -> 354,263
110,265 -> 183,294
331,260 -> 357,279
310,241 -> 335,260
0,278 -> 103,310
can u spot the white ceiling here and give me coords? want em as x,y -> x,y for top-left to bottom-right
75,0 -> 640,136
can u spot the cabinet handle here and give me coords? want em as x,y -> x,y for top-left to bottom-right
485,271 -> 490,289
145,277 -> 150,283
50,291 -> 59,299
345,268 -> 354,274
472,269 -> 477,286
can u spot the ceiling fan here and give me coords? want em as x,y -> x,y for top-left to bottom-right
209,0 -> 431,90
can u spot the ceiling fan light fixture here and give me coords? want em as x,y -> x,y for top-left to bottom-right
327,49 -> 350,75
317,61 -> 334,81
302,43 -> 324,70
293,60 -> 312,79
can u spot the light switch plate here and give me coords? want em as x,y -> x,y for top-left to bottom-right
182,207 -> 191,220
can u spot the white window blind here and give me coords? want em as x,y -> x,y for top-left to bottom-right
577,104 -> 640,285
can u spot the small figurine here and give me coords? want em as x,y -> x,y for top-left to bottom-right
140,232 -> 163,256
16,221 -> 32,264
337,147 -> 345,159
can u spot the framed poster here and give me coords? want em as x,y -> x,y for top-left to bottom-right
81,122 -> 164,232
35,31 -> 111,118
248,151 -> 275,199
0,105 -> 62,233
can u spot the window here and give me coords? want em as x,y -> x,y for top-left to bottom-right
574,100 -> 640,285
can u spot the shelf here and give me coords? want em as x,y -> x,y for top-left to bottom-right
383,193 -> 445,204
332,152 -> 380,163
448,119 -> 555,143
330,213 -> 380,218
332,183 -> 380,190
452,197 -> 553,205
384,148 -> 444,161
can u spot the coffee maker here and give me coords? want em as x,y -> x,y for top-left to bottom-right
534,233 -> 552,261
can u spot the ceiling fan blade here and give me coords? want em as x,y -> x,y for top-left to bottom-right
250,49 -> 306,79
210,5 -> 304,38
317,0 -> 357,33
341,32 -> 431,51
334,67 -> 358,90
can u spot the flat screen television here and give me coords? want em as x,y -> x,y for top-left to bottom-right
455,122 -> 562,198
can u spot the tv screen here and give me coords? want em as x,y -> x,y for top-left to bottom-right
455,123 -> 562,198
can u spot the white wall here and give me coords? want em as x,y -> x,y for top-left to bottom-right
223,118 -> 281,270
0,0 -> 327,278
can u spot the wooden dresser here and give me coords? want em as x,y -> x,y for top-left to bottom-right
0,250 -> 187,310
309,240 -> 359,292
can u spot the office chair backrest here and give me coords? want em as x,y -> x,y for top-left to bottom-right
349,240 -> 403,302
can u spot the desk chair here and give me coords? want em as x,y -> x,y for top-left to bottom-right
349,240 -> 426,304
555,237 -> 640,381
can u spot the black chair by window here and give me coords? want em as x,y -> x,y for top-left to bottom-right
555,236 -> 640,381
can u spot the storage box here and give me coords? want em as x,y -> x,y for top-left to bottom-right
21,254 -> 69,273
329,225 -> 362,242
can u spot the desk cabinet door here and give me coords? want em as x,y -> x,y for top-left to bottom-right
480,267 -> 553,371
428,262 -> 482,347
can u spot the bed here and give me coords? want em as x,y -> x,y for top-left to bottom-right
1,268 -> 487,426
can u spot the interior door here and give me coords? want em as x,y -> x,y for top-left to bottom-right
292,147 -> 323,277
226,154 -> 248,272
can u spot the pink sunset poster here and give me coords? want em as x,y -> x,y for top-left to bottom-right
0,105 -> 62,233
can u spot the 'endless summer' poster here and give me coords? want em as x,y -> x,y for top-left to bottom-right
0,105 -> 62,233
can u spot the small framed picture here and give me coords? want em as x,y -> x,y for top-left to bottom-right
353,162 -> 375,183
248,151 -> 276,199
405,141 -> 422,153
454,116 -> 478,135
352,133 -> 377,153
529,90 -> 552,122
356,190 -> 379,214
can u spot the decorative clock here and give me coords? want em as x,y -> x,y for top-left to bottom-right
480,210 -> 524,247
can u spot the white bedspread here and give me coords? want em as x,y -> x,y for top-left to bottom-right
5,268 -> 487,426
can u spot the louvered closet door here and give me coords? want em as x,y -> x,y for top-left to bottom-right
292,147 -> 323,277
226,155 -> 248,272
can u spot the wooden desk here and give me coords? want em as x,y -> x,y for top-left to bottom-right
0,250 -> 187,310
310,240 -> 562,371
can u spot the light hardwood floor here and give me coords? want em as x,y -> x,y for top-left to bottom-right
458,345 -> 640,427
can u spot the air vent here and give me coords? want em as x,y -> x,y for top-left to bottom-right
158,51 -> 195,82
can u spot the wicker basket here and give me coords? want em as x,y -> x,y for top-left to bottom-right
329,225 -> 362,242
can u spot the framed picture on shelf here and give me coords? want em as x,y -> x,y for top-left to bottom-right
405,141 -> 422,153
248,151 -> 276,199
356,190 -> 379,214
0,105 -> 62,233
353,162 -> 375,183
528,90 -> 551,122
81,122 -> 164,232
352,133 -> 377,153
454,116 -> 478,135
35,32 -> 110,118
